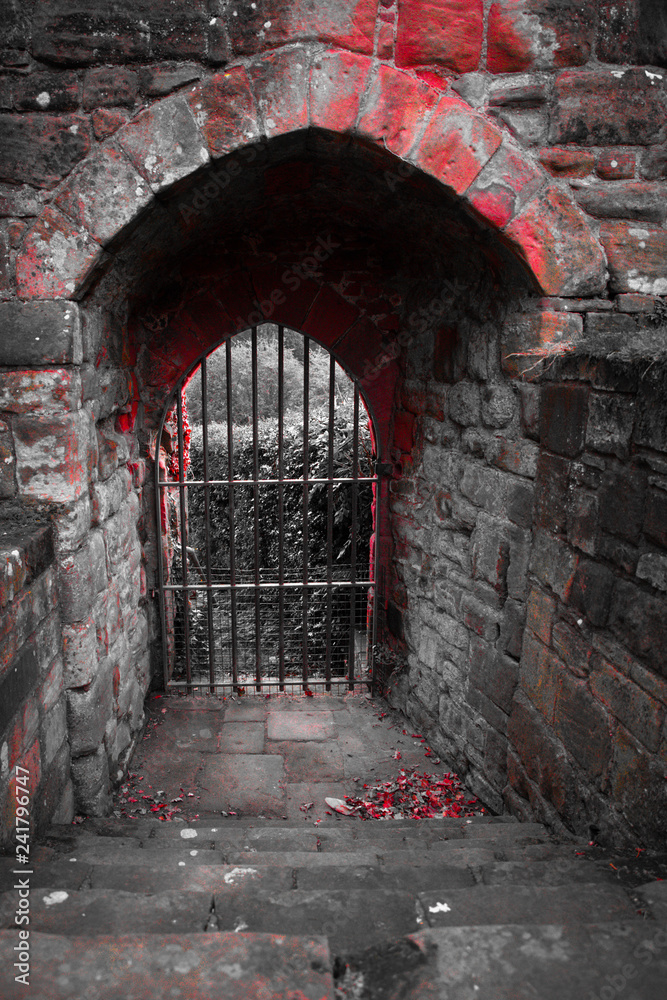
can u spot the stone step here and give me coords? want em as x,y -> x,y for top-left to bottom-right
417,882 -> 638,927
0,930 -> 334,1000
339,922 -> 667,999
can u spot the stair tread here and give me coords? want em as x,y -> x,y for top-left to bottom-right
341,922 -> 667,999
0,930 -> 334,1000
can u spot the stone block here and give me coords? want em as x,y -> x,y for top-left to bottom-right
636,553 -> 667,593
0,421 -> 15,498
608,723 -> 667,846
91,108 -> 129,142
13,411 -> 91,504
597,0 -> 667,66
117,96 -> 209,195
104,498 -> 139,572
609,580 -> 667,677
487,0 -> 595,72
634,371 -> 667,451
97,423 -> 130,481
538,147 -> 595,179
358,64 -> 440,159
501,310 -> 583,377
586,392 -> 634,459
17,206 -> 107,300
600,221 -> 667,295
596,151 -> 636,180
534,451 -> 570,534
224,0 -> 377,55
447,382 -> 481,426
32,1 -> 151,64
507,690 -> 577,818
470,513 -> 509,594
568,559 -> 615,628
529,529 -> 579,601
413,97 -> 503,196
518,632 -> 560,723
550,68 -> 667,146
505,477 -> 535,529
590,657 -> 664,753
396,0 -> 483,74
460,463 -> 507,517
37,655 -> 64,714
0,302 -> 82,366
598,467 -> 646,544
539,384 -> 588,457
310,51 -> 373,133
0,369 -> 82,418
187,67 -> 260,158
575,182 -> 667,224
248,49 -> 311,140
551,621 -> 591,678
55,144 -> 153,248
0,113 -> 90,187
42,697 -> 67,765
461,593 -> 500,643
70,746 -> 111,816
62,615 -> 98,689
641,141 -> 667,181
0,643 -> 40,737
53,494 -> 92,555
83,67 -> 138,109
554,671 -> 612,778
67,667 -> 113,757
525,587 -> 555,646
489,437 -> 539,479
12,71 -> 80,112
480,385 -> 517,429
566,488 -> 598,556
645,488 -> 667,547
139,64 -> 202,98
470,635 -> 519,714
91,467 -> 132,525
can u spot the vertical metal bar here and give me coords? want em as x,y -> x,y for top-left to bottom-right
226,338 -> 239,690
325,354 -> 335,690
370,459 -> 383,695
176,389 -> 192,690
278,325 -> 285,691
252,326 -> 262,691
155,406 -> 171,691
301,338 -> 310,689
200,356 -> 216,691
347,386 -> 360,690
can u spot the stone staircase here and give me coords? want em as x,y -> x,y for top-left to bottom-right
1,811 -> 666,998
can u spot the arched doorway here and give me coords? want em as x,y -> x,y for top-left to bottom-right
156,323 -> 381,695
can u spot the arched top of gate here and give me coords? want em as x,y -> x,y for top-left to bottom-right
15,48 -> 607,304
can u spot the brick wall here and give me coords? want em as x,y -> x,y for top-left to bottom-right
0,1 -> 665,844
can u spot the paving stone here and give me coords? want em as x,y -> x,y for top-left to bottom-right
88,863 -> 293,894
273,741 -> 345,781
0,930 -> 333,1000
637,880 -> 667,920
221,701 -> 268,722
226,850 -> 380,868
267,711 -> 335,741
52,843 -> 227,867
0,859 -> 93,893
217,722 -> 265,754
0,889 -> 211,935
197,754 -> 285,816
462,821 -> 548,840
479,859 -> 618,886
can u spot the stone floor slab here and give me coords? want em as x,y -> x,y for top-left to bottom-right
274,740 -> 345,781
197,754 -> 286,816
221,701 -> 267,722
217,722 -> 265,754
267,711 -> 335,742
88,863 -> 294,894
0,930 -> 334,1000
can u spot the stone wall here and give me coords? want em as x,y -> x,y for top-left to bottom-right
0,1 -> 665,844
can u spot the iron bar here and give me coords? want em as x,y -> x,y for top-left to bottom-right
200,355 -> 216,691
158,477 -> 376,486
325,353 -> 335,690
278,325 -> 285,690
175,389 -> 192,689
163,580 -> 374,592
251,325 -> 262,690
302,337 -> 310,688
347,386 -> 360,690
226,338 -> 239,690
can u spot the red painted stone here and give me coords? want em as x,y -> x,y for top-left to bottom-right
16,206 -> 107,301
310,51 -> 373,132
83,67 -> 138,109
187,68 -> 261,158
600,221 -> 667,295
467,140 -> 545,229
251,266 -> 319,331
597,0 -> 667,67
248,49 -> 310,138
412,96 -> 503,196
210,269 -> 261,332
503,187 -> 606,296
12,71 -> 80,113
13,411 -> 90,503
91,109 -> 129,142
302,286 -> 360,349
55,144 -> 153,248
550,69 -> 667,146
596,151 -> 636,181
538,148 -> 595,179
225,0 -> 377,56
395,0 -> 483,74
0,113 -> 90,188
488,0 -> 595,73
393,410 -> 415,454
178,291 -> 235,346
358,65 -> 440,158
501,310 -> 583,376
116,96 -> 210,194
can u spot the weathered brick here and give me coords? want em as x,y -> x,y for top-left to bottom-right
598,467 -> 646,544
526,586 -> 555,645
529,529 -> 579,601
540,384 -> 588,458
0,369 -> 82,419
0,302 -> 82,366
358,64 -> 440,160
70,746 -> 111,816
58,531 -> 107,624
600,221 -> 667,295
586,392 -> 634,459
55,143 -> 153,249
0,113 -> 90,188
470,635 -> 519,714
17,206 -> 107,301
13,411 -> 91,505
67,665 -> 113,757
550,69 -> 667,146
310,51 -> 373,133
12,71 -> 80,113
554,671 -> 612,778
644,488 -> 667,547
535,451 -> 569,535
551,621 -> 591,678
396,0 -> 483,74
609,579 -> 667,677
187,67 -> 260,158
566,488 -> 598,556
568,559 -> 615,628
538,147 -> 595,179
636,553 -> 667,593
32,0 -> 151,64
413,97 -> 503,196
596,151 -> 636,181
519,631 -> 560,723
225,0 -> 377,56
487,0 -> 595,72
575,182 -> 667,224
634,370 -> 667,451
116,96 -> 209,195
591,657 -> 664,753
597,0 -> 667,66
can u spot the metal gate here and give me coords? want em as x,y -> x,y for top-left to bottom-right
156,324 -> 381,694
